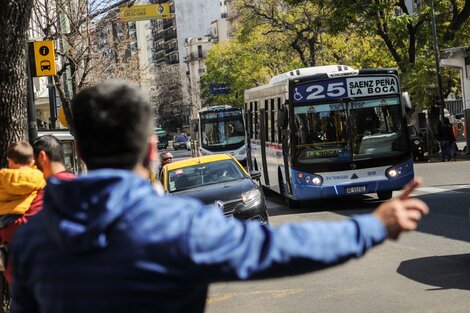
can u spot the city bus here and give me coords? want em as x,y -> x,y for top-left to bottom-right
155,127 -> 168,150
193,105 -> 247,163
244,65 -> 414,206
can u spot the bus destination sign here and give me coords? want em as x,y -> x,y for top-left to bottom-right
292,76 -> 398,104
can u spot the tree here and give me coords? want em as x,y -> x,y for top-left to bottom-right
0,0 -> 34,169
155,63 -> 187,133
201,26 -> 304,107
202,0 -> 393,107
294,0 -> 469,109
30,0 -> 136,134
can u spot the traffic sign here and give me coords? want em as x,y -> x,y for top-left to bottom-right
119,4 -> 171,22
29,40 -> 56,77
209,83 -> 231,95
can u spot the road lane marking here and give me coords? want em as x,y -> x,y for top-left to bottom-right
207,288 -> 304,304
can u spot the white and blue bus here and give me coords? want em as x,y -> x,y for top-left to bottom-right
194,105 -> 247,163
244,65 -> 414,206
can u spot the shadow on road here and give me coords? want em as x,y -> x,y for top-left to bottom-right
267,187 -> 470,243
397,253 -> 470,291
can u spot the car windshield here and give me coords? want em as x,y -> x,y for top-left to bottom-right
168,159 -> 246,192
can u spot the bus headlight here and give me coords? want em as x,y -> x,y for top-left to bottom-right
239,147 -> 246,156
303,174 -> 323,186
386,166 -> 403,178
242,189 -> 261,205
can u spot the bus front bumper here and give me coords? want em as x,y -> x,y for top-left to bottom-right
290,168 -> 414,200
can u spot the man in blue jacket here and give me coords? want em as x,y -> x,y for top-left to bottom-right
10,80 -> 428,313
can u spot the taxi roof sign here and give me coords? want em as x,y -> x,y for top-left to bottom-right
29,40 -> 57,77
119,4 -> 171,22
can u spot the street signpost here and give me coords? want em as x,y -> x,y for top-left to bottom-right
209,83 -> 231,95
119,3 -> 171,22
28,40 -> 57,77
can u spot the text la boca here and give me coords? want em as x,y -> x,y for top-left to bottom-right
347,77 -> 398,96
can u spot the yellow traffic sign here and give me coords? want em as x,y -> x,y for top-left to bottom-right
119,4 -> 171,22
31,40 -> 56,77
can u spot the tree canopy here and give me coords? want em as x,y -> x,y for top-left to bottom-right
202,0 -> 470,110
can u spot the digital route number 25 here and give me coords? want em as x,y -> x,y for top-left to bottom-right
306,82 -> 346,100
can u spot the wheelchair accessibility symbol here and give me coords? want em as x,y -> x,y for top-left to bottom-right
293,88 -> 303,101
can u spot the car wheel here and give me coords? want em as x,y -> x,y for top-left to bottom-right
377,191 -> 393,200
260,209 -> 269,225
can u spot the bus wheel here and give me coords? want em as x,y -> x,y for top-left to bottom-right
377,191 -> 393,201
279,175 -> 298,208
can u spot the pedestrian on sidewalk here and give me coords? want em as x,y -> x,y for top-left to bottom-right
437,118 -> 456,161
0,142 -> 45,283
0,136 -> 75,286
10,80 -> 428,313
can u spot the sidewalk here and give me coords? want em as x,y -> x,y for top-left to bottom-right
424,140 -> 469,163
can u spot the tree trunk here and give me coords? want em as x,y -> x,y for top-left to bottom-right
0,0 -> 34,169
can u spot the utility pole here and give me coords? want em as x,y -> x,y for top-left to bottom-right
26,45 -> 38,142
431,0 -> 445,122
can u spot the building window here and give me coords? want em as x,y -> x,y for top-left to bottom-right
198,45 -> 203,58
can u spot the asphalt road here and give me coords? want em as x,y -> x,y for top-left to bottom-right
204,159 -> 470,313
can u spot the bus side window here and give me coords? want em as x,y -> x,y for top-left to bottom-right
270,98 -> 275,143
265,99 -> 270,142
276,98 -> 282,143
246,102 -> 252,139
254,101 -> 258,140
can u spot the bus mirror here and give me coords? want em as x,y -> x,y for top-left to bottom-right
401,92 -> 412,111
192,122 -> 198,133
278,107 -> 288,129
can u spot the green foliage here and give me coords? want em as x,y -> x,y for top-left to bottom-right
203,0 -> 470,110
201,27 -> 302,107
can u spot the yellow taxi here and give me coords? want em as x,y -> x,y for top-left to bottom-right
160,154 -> 268,224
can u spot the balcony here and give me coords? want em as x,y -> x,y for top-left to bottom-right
165,46 -> 176,54
166,55 -> 179,64
153,32 -> 164,42
183,52 -> 205,62
163,19 -> 176,30
164,29 -> 177,41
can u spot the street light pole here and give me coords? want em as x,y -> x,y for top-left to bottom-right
431,0 -> 445,122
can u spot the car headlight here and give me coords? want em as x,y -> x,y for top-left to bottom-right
242,188 -> 261,205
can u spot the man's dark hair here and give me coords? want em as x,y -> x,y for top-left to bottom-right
71,80 -> 153,170
32,135 -> 65,163
7,141 -> 34,165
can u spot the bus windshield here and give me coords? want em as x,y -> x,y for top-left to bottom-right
293,97 -> 408,163
200,110 -> 245,150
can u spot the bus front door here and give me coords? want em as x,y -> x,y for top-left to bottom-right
259,109 -> 270,186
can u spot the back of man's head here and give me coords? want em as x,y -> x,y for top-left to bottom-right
7,141 -> 34,166
32,135 -> 64,164
71,80 -> 153,170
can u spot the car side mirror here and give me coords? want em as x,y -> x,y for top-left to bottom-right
278,107 -> 288,129
401,92 -> 412,111
250,170 -> 261,180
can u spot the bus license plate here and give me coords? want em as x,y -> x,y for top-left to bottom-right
346,186 -> 366,194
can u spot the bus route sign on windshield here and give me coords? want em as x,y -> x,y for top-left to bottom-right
292,76 -> 398,105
